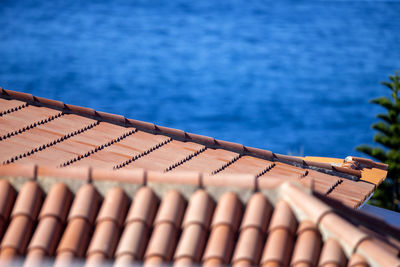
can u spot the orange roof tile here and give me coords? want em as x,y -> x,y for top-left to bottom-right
0,88 -> 389,208
0,164 -> 398,267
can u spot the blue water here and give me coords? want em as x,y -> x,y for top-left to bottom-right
1,0 -> 400,158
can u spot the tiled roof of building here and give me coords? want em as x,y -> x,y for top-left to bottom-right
0,164 -> 399,267
0,88 -> 398,267
0,88 -> 388,208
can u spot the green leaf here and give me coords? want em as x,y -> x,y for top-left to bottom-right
374,134 -> 400,150
372,122 -> 393,137
370,97 -> 397,111
355,145 -> 388,162
381,81 -> 394,90
377,112 -> 399,124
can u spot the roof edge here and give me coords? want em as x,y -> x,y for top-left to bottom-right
280,183 -> 400,267
0,88 -> 387,181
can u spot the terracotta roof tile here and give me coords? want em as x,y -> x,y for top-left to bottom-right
231,193 -> 273,266
290,221 -> 321,267
26,183 -> 72,263
67,184 -> 101,223
174,190 -> 215,264
202,192 -> 243,265
356,239 -> 400,267
181,189 -> 215,229
171,148 -> 239,174
0,182 -> 43,260
261,200 -> 297,267
26,216 -> 63,257
55,184 -> 101,264
319,212 -> 369,256
347,253 -> 369,267
0,180 -> 16,239
124,140 -> 205,172
71,130 -> 170,169
0,98 -> 27,117
318,239 -> 347,267
10,181 -> 43,220
21,121 -> 131,167
56,217 -> 92,259
215,155 -> 273,175
145,190 -> 186,264
86,187 -> 129,264
0,105 -> 61,138
153,190 -> 186,227
38,183 -> 72,221
95,187 -> 129,226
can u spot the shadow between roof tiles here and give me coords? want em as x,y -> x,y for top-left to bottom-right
210,154 -> 242,175
326,179 -> 343,196
2,120 -> 100,165
0,101 -> 28,117
60,128 -> 138,168
164,147 -> 207,173
0,110 -> 63,142
255,163 -> 276,178
113,138 -> 173,170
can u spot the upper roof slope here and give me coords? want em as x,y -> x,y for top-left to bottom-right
0,88 -> 388,208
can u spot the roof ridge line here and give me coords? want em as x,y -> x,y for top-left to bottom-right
279,183 -> 400,267
0,88 -> 387,177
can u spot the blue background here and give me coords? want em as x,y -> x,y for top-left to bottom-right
1,0 -> 400,158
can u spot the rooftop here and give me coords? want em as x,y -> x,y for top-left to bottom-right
0,88 -> 397,267
0,88 -> 388,208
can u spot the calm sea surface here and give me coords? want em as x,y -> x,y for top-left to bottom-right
1,0 -> 400,158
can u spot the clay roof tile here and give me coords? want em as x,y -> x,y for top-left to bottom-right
10,181 -> 43,220
38,183 -> 72,222
290,220 -> 321,267
318,238 -> 346,267
0,179 -> 16,227
95,187 -> 129,227
153,190 -> 186,227
182,189 -> 215,228
67,184 -> 101,224
239,192 -> 272,233
211,192 -> 243,232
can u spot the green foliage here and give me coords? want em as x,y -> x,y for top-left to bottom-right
356,71 -> 400,211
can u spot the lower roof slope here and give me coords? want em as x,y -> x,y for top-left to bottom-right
0,164 -> 398,267
0,88 -> 388,208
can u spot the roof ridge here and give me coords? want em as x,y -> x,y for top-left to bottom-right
0,88 -> 386,178
280,183 -> 400,267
